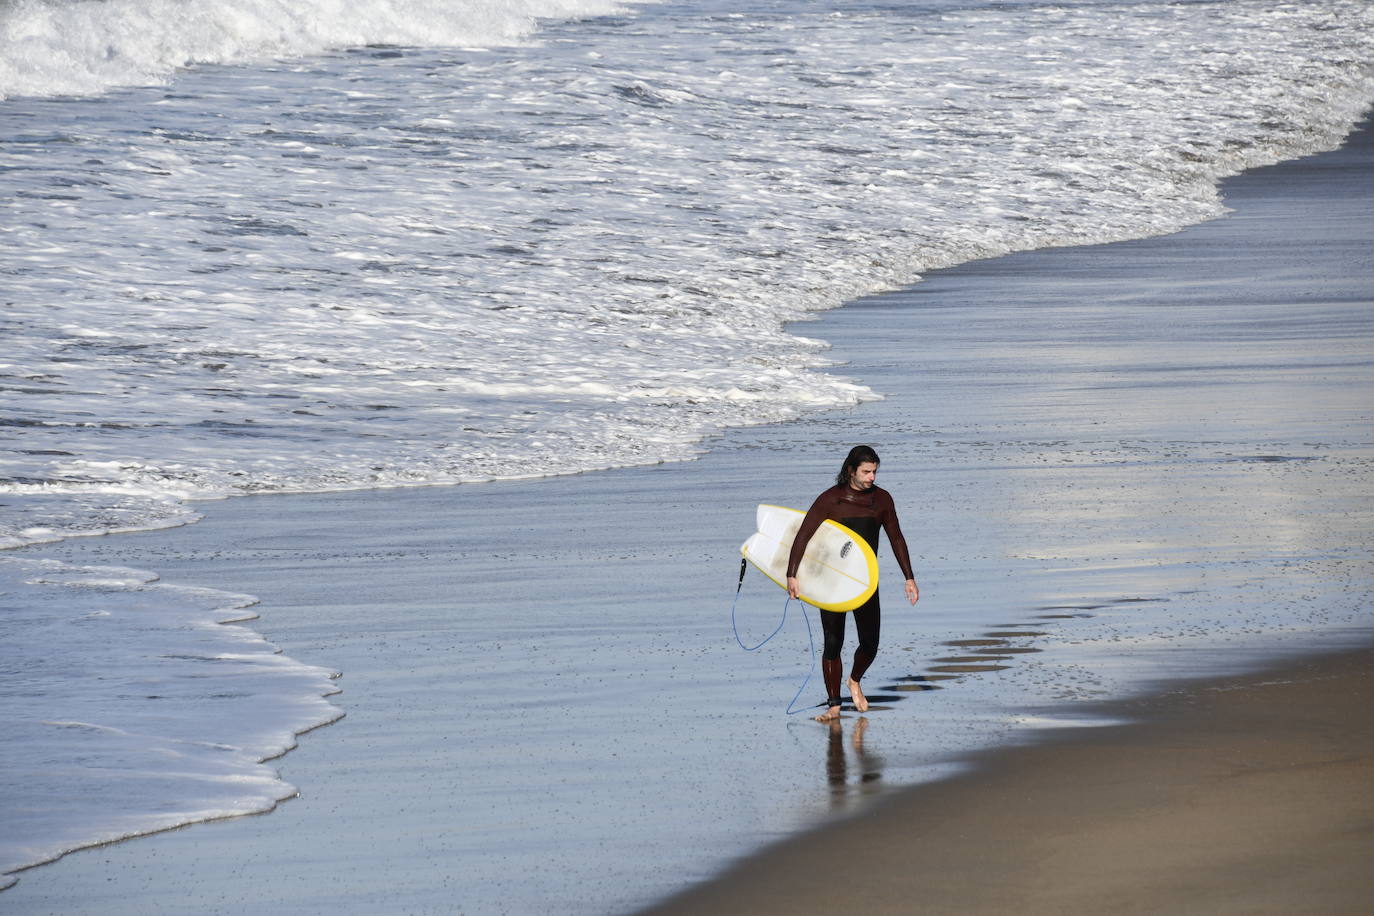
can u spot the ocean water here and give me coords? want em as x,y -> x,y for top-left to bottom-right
2,0 -> 1373,897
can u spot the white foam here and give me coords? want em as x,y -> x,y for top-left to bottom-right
3,0 -> 1372,558
0,0 -> 629,99
0,556 -> 342,878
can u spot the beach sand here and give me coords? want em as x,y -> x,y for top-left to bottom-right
5,118 -> 1372,914
640,646 -> 1374,916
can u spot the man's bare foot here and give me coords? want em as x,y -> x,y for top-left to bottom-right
847,677 -> 868,712
814,705 -> 841,722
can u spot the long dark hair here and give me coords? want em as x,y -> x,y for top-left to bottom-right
836,445 -> 881,487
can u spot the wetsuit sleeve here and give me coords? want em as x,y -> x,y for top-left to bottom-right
879,490 -> 915,580
786,489 -> 835,579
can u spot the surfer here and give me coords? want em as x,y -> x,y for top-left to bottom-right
787,445 -> 919,722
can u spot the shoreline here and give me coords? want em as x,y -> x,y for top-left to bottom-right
4,113 -> 1372,913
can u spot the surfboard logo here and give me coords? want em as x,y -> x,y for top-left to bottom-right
840,540 -> 853,559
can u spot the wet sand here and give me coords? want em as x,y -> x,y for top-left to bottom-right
641,647 -> 1374,915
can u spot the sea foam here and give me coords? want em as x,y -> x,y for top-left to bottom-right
0,0 -> 628,99
0,556 -> 342,879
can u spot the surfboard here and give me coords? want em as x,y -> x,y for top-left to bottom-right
740,504 -> 879,612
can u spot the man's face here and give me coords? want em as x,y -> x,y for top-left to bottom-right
850,461 -> 878,490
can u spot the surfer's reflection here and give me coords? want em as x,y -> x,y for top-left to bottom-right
825,716 -> 884,809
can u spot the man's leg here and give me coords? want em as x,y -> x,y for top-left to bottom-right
847,600 -> 880,712
817,610 -> 846,721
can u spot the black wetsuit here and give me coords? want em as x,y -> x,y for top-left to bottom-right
786,483 -> 914,708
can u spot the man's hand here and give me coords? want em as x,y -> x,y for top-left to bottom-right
905,579 -> 919,605
786,576 -> 801,600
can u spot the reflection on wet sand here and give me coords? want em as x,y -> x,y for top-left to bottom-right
824,716 -> 884,809
801,598 -> 1145,818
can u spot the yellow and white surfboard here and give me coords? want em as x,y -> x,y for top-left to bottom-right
740,504 -> 879,612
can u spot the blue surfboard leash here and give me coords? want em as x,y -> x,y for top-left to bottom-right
731,558 -> 821,715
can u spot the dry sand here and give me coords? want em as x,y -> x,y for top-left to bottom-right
641,647 -> 1374,916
